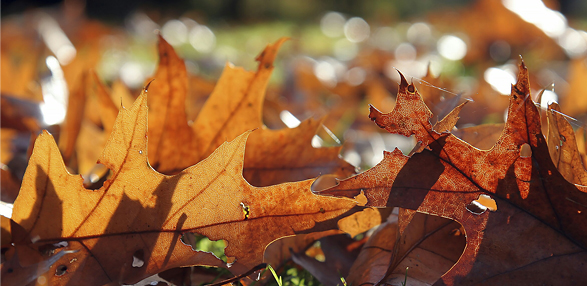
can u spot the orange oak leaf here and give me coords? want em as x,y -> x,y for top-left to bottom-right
146,36 -> 355,186
8,87 -> 359,285
321,61 -> 587,284
58,71 -> 88,166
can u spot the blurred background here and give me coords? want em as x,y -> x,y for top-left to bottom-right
2,0 -> 587,180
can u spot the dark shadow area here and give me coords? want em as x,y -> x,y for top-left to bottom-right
2,165 -> 65,284
388,149 -> 445,209
76,174 -> 181,285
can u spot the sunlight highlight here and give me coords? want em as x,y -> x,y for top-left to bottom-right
40,56 -> 68,126
484,66 -> 516,95
37,14 -> 76,65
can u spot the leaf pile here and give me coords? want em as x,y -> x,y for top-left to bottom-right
2,4 -> 587,286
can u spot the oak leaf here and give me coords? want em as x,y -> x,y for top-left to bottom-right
547,102 -> 587,185
8,87 -> 359,285
321,61 -> 587,284
346,210 -> 464,286
146,36 -> 355,186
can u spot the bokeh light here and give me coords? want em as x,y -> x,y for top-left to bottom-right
437,35 -> 467,61
344,17 -> 370,43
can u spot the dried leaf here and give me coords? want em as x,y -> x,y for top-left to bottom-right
146,37 -> 355,185
547,102 -> 587,185
58,71 -> 87,165
9,88 -> 359,285
322,61 -> 587,284
379,209 -> 465,285
291,234 -> 362,286
452,123 -> 505,150
345,214 -> 398,285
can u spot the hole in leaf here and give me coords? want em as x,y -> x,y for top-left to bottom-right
83,164 -> 110,190
181,233 -> 227,262
407,84 -> 415,93
311,174 -> 339,192
132,249 -> 145,268
520,143 -> 532,157
55,265 -> 67,276
466,194 -> 497,215
305,241 -> 325,262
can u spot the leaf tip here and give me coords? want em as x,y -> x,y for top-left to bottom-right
397,69 -> 409,92
518,55 -> 527,69
144,79 -> 155,91
368,105 -> 385,127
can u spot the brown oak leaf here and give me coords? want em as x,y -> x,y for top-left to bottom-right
547,102 -> 587,185
346,210 -> 465,286
321,61 -> 587,285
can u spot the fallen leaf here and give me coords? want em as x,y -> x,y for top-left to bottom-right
1,246 -> 78,286
58,71 -> 87,166
321,61 -> 587,284
377,209 -> 465,285
452,123 -> 505,150
547,102 -> 587,185
146,37 -> 355,186
10,87 -> 359,285
346,210 -> 465,286
345,215 -> 398,286
291,234 -> 362,286
336,207 -> 383,238
264,231 -> 339,268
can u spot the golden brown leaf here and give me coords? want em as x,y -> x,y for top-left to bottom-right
146,37 -> 354,185
58,72 -> 87,166
9,88 -> 358,285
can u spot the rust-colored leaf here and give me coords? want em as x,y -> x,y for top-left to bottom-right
346,210 -> 465,286
547,102 -> 587,185
8,88 -> 359,285
452,123 -> 505,150
321,61 -> 587,284
368,73 -> 433,146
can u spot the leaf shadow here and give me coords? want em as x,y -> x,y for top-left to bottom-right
80,174 -> 183,285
